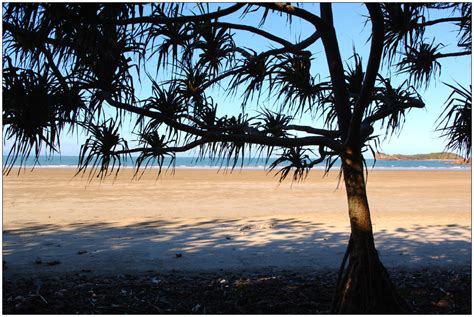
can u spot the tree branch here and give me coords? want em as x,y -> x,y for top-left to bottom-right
212,22 -> 293,48
306,145 -> 332,168
417,16 -> 466,27
285,125 -> 340,137
256,29 -> 320,59
319,3 -> 351,141
113,138 -> 208,155
435,51 -> 472,59
347,4 -> 384,147
256,3 -> 323,56
362,100 -> 425,126
101,93 -> 343,152
257,3 -> 325,27
114,3 -> 246,25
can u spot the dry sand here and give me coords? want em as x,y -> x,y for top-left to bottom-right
2,168 -> 471,277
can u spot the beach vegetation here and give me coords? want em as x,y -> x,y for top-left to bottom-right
2,2 -> 471,313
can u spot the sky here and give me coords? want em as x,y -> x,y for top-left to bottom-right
3,3 -> 472,157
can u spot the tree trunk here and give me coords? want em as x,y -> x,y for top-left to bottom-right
331,147 -> 409,313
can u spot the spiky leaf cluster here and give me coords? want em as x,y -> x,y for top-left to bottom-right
3,64 -> 85,174
371,77 -> 425,137
381,3 -> 425,62
345,52 -> 365,103
258,109 -> 292,138
134,131 -> 176,179
137,76 -> 186,138
272,54 -> 322,114
397,42 -> 442,88
456,3 -> 472,50
146,6 -> 192,70
437,83 -> 471,159
77,119 -> 129,180
269,147 -> 313,182
229,51 -> 269,104
173,61 -> 209,110
192,21 -> 236,76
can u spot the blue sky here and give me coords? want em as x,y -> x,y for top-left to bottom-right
3,3 -> 471,156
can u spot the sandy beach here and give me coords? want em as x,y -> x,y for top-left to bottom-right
3,168 -> 471,277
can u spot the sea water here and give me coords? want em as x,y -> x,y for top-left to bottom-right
2,155 -> 470,171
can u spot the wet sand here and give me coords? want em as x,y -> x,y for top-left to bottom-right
3,168 -> 471,277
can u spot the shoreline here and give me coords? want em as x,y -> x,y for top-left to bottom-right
5,165 -> 472,171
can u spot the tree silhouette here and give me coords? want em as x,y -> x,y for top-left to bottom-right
2,3 -> 471,313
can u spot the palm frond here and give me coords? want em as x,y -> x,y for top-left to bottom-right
456,3 -> 472,50
269,147 -> 313,182
381,3 -> 425,62
344,50 -> 365,102
229,49 -> 270,105
271,53 -> 324,115
371,77 -> 425,138
134,131 -> 176,179
191,20 -> 236,77
436,82 -> 471,159
173,60 -> 209,111
192,98 -> 219,130
76,118 -> 129,181
2,66 -> 69,174
397,41 -> 442,88
146,13 -> 192,70
137,74 -> 186,138
258,108 -> 293,137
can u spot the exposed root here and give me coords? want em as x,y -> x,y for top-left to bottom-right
331,237 -> 410,313
330,237 -> 352,312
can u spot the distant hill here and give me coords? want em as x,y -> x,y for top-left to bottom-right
375,152 -> 466,161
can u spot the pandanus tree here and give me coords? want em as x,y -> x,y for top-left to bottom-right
2,2 -> 471,313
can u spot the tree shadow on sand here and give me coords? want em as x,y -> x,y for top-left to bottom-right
3,218 -> 471,277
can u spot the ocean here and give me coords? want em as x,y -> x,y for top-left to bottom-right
2,155 -> 470,171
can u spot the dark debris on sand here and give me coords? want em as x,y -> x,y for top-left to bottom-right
3,267 -> 471,314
